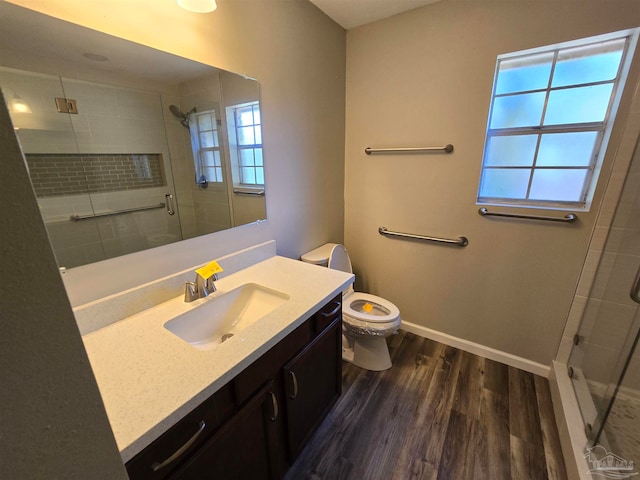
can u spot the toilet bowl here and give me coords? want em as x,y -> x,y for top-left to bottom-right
301,243 -> 401,371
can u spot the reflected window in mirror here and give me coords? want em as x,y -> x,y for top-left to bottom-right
190,110 -> 223,187
227,102 -> 264,190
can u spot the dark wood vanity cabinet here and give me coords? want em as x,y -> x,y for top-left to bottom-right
284,317 -> 341,461
168,381 -> 278,480
125,294 -> 342,480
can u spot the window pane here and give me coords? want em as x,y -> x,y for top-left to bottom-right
479,168 -> 531,199
240,149 -> 254,166
253,106 -> 261,124
544,84 -> 613,125
484,135 -> 538,166
254,126 -> 262,144
237,109 -> 254,126
552,39 -> 625,87
201,150 -> 214,167
238,126 -> 255,145
537,132 -> 598,167
200,131 -> 215,148
203,166 -> 222,183
197,114 -> 213,130
241,167 -> 256,184
490,92 -> 546,129
256,167 -> 264,185
495,52 -> 554,94
254,148 -> 263,166
529,169 -> 588,202
200,150 -> 221,167
213,131 -> 219,147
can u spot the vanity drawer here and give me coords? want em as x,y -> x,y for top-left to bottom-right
126,382 -> 235,480
314,294 -> 342,334
233,319 -> 312,406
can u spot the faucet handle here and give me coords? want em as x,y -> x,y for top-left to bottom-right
194,261 -> 223,297
200,273 -> 217,296
184,281 -> 198,303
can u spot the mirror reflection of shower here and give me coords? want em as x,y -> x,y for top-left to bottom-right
169,104 -> 196,129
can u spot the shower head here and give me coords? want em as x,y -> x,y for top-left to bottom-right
169,105 -> 196,129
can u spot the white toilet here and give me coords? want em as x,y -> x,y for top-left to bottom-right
301,243 -> 401,371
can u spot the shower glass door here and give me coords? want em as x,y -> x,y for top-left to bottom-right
568,134 -> 640,467
0,66 -> 183,268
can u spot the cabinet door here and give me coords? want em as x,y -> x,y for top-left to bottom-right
284,318 -> 342,461
169,381 -> 280,480
126,383 -> 235,480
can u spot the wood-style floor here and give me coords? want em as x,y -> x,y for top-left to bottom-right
285,331 -> 568,480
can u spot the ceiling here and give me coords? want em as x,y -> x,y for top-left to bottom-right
308,0 -> 441,30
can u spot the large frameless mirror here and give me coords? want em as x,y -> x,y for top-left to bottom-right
0,3 -> 266,269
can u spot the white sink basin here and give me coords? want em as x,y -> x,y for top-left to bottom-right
163,283 -> 290,350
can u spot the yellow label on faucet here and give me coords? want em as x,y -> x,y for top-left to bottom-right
195,261 -> 224,278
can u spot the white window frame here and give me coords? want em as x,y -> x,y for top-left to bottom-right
189,109 -> 223,187
477,28 -> 639,211
226,101 -> 263,191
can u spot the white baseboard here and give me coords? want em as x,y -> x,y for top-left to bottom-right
400,320 -> 551,378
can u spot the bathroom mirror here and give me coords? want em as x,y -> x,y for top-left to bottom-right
0,3 -> 267,269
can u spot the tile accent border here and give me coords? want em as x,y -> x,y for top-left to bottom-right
26,153 -> 165,197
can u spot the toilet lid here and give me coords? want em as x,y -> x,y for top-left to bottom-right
343,292 -> 400,323
328,244 -> 353,274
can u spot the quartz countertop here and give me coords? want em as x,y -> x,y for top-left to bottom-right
81,255 -> 353,462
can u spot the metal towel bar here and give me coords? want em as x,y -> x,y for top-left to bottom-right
233,188 -> 265,196
378,226 -> 468,247
478,207 -> 577,223
365,144 -> 454,155
70,203 -> 166,222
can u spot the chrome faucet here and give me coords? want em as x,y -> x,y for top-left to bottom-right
184,272 -> 218,302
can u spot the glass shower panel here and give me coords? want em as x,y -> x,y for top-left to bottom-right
594,309 -> 640,463
59,78 -> 183,260
0,67 -> 105,268
568,133 -> 640,466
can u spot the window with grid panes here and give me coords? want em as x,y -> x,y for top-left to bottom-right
233,102 -> 263,186
190,110 -> 223,185
477,29 -> 638,210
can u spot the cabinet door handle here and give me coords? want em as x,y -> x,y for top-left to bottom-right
289,371 -> 298,399
151,420 -> 206,472
321,301 -> 341,318
269,391 -> 279,421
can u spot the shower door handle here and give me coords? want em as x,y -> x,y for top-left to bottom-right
165,193 -> 175,216
630,264 -> 640,304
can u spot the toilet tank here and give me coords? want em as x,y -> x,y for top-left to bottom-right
300,243 -> 337,267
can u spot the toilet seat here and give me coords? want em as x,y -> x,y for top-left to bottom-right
343,292 -> 400,324
301,243 -> 402,370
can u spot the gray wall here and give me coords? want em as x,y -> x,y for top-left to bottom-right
344,0 -> 640,366
0,94 -> 127,479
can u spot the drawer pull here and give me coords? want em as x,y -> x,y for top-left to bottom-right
151,420 -> 206,472
321,301 -> 341,318
269,391 -> 279,421
289,371 -> 298,399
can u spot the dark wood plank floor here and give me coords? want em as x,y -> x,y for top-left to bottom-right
285,331 -> 568,480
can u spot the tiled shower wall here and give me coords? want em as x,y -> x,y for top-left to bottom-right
26,153 -> 165,197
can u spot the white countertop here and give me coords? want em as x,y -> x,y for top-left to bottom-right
81,255 -> 353,462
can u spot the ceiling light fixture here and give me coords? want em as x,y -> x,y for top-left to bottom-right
10,94 -> 31,114
177,0 -> 217,13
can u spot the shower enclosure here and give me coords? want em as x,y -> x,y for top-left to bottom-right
568,133 -> 640,468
